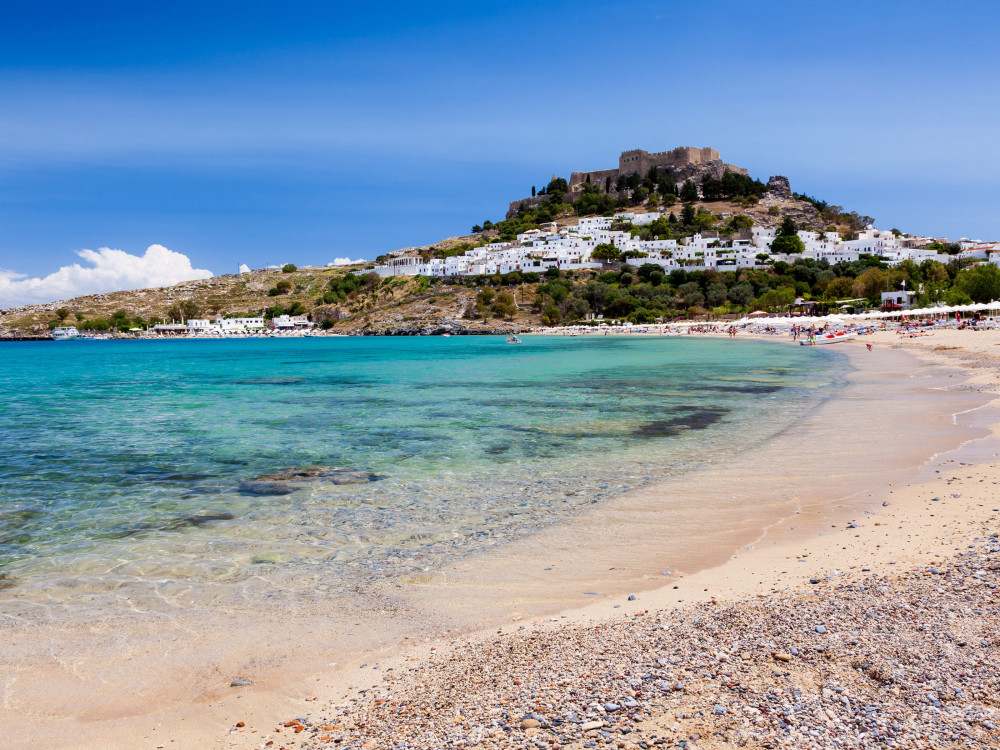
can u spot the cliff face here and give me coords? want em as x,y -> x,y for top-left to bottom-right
669,158 -> 749,187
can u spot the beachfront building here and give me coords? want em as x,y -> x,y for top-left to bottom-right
187,319 -> 215,333
220,317 -> 266,332
272,315 -> 314,330
881,290 -> 916,309
151,323 -> 189,335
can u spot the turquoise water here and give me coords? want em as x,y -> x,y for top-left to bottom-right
0,336 -> 840,608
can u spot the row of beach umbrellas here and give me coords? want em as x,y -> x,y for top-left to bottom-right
733,302 -> 1000,326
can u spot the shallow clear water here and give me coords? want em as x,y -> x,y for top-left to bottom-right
0,336 -> 841,606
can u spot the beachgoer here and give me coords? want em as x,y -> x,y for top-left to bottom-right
866,342 -> 873,351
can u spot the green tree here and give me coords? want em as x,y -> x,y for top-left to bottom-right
728,214 -> 753,231
955,263 -> 1000,303
776,217 -> 798,237
822,277 -> 856,300
770,235 -> 805,254
591,243 -> 622,262
852,267 -> 888,301
564,295 -> 590,321
755,286 -> 795,310
282,264 -> 297,273
492,291 -> 518,320
693,209 -> 717,231
541,304 -> 562,326
706,282 -> 728,307
546,177 -> 569,196
55,307 -> 70,321
728,282 -> 754,307
679,180 -> 699,203
677,282 -> 704,308
179,300 -> 200,319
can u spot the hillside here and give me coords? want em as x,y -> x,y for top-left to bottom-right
0,264 -> 528,336
0,187 -> 938,337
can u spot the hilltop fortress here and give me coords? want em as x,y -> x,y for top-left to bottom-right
569,146 -> 743,192
508,146 -> 748,218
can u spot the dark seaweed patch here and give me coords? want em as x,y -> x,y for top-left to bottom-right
124,467 -> 216,482
162,512 -> 236,530
0,509 -> 44,523
634,407 -> 728,437
107,512 -> 236,539
697,383 -> 782,395
238,481 -> 296,496
231,377 -> 308,385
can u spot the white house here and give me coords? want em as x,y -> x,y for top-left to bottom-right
273,315 -> 314,329
880,290 -> 916,309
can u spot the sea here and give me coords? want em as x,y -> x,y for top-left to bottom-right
0,335 -> 842,618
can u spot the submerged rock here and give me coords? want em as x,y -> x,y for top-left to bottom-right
163,512 -> 236,530
252,467 -> 381,486
238,481 -> 296,496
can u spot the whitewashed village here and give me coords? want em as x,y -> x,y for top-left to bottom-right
369,214 -> 998,287
4,145 -> 1000,338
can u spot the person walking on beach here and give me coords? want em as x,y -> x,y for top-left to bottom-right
866,342 -> 873,351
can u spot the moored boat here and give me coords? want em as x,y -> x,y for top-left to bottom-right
800,331 -> 858,346
51,326 -> 80,341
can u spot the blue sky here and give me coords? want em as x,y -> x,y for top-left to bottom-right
1,0 -> 998,303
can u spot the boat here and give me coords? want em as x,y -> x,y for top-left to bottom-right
51,326 -> 80,341
506,335 -> 522,344
800,331 -> 858,346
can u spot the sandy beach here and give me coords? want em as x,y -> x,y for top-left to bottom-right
3,330 -> 1000,749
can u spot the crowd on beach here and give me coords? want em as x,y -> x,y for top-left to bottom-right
533,312 -> 1000,342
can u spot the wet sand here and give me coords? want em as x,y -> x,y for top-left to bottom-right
2,331 -> 998,749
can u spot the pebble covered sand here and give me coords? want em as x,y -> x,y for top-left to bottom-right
224,529 -> 1000,750
210,333 -> 1000,750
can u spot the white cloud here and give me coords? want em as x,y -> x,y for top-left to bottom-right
330,257 -> 366,266
0,245 -> 213,307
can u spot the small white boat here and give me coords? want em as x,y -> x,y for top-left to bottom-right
52,326 -> 80,341
800,331 -> 858,346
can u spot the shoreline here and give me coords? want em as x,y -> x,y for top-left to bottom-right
222,332 -> 1000,750
3,332 -> 999,749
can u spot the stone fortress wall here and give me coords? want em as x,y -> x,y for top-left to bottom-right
507,146 -> 748,219
616,146 -> 719,179
569,146 -> 725,193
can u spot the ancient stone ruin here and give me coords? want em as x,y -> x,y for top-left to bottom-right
507,146 -> 748,218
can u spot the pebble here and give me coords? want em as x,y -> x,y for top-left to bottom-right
230,677 -> 252,687
258,531 -> 1000,750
